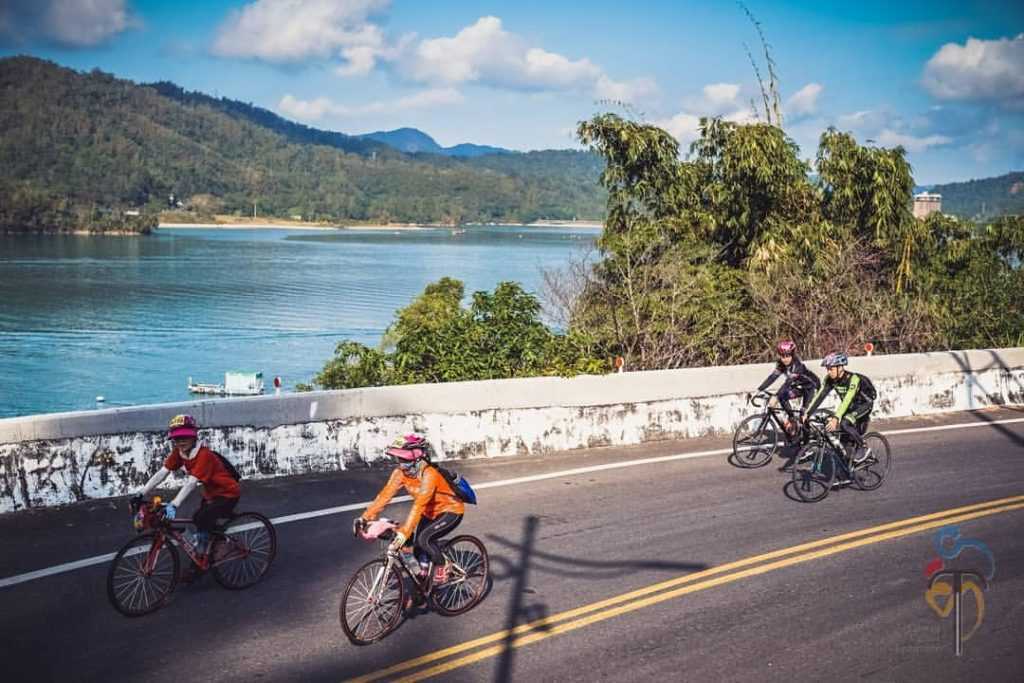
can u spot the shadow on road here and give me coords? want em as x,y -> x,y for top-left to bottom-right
487,514 -> 709,682
946,350 -> 1024,449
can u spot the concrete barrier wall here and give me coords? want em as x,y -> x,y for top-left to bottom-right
1,348 -> 1022,512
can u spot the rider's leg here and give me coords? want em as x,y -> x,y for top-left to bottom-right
840,402 -> 873,455
193,496 -> 239,554
777,380 -> 799,435
415,513 -> 463,582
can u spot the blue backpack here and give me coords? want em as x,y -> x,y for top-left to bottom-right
431,464 -> 478,505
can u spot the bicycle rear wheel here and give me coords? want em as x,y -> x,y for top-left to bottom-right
732,414 -> 780,468
340,559 -> 405,645
853,432 -> 892,491
791,443 -> 837,502
211,513 -> 277,589
430,535 -> 490,616
107,532 -> 179,617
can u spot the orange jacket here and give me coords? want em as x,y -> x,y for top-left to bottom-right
363,465 -> 465,538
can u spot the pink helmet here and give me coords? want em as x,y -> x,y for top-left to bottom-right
776,340 -> 797,355
385,434 -> 430,462
168,414 -> 199,439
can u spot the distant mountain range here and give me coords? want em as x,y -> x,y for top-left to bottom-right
1,55 -> 1018,234
0,56 -> 606,229
920,172 -> 1024,219
356,127 -> 510,157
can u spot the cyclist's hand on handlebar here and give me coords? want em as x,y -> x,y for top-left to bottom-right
388,531 -> 408,553
352,517 -> 367,538
164,504 -> 177,520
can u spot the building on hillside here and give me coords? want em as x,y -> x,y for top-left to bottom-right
913,192 -> 942,220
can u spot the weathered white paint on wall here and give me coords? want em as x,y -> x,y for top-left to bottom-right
1,348 -> 1022,512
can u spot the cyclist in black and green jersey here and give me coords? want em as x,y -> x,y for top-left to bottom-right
802,351 -> 878,459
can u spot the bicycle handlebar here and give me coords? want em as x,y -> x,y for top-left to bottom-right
748,391 -> 775,408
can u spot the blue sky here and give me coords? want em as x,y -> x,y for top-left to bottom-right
1,0 -> 1022,184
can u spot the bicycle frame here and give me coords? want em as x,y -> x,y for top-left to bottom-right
141,517 -> 246,573
749,392 -> 803,442
803,420 -> 860,481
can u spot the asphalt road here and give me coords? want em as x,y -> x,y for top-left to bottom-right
1,407 -> 1022,682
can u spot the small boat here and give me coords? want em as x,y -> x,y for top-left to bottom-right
188,371 -> 264,396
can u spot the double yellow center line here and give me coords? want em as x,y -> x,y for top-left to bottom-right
347,494 -> 1024,682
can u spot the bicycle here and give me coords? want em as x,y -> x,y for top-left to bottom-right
339,518 -> 490,645
732,390 -> 811,468
107,497 -> 277,616
790,412 -> 892,502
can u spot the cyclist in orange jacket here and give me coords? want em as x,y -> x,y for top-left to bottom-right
355,434 -> 464,584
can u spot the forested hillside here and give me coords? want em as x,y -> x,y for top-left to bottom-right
929,172 -> 1024,219
0,56 -> 606,230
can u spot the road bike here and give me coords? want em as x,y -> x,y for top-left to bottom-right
732,390 -> 811,468
790,412 -> 892,502
339,518 -> 489,645
107,497 -> 277,616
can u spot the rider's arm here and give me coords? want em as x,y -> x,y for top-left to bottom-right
833,374 -> 861,421
170,475 -> 200,508
804,377 -> 831,416
363,469 -> 404,521
757,366 -> 782,392
398,469 -> 439,539
139,467 -> 171,496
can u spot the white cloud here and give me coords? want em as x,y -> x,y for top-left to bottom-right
278,87 -> 463,121
212,0 -> 395,75
836,109 -> 889,131
786,83 -> 823,117
594,74 -> 659,102
923,33 -> 1024,104
213,8 -> 656,102
652,113 -> 702,149
656,82 -> 761,148
401,16 -> 656,101
0,0 -> 134,47
876,129 -> 953,153
702,83 -> 741,111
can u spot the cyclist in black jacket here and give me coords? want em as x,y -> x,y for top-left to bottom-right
757,340 -> 821,435
803,351 -> 878,459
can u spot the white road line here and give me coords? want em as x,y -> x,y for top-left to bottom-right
2,414 -> 1022,590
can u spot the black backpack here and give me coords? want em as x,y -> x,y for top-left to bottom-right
211,450 -> 242,481
854,373 -> 878,402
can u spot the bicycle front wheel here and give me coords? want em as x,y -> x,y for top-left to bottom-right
430,535 -> 490,616
732,414 -> 780,468
107,532 -> 179,617
340,559 -> 405,645
211,512 -> 277,590
791,443 -> 837,502
853,432 -> 892,491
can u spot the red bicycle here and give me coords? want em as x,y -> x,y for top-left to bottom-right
106,497 -> 277,616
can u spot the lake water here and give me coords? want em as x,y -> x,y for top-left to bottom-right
0,226 -> 598,418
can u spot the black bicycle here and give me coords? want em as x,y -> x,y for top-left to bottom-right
790,412 -> 892,502
340,518 -> 490,645
731,390 -> 809,468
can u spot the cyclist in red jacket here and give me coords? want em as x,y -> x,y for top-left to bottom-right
135,415 -> 240,568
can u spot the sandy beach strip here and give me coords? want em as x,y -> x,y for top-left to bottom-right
159,220 -> 604,231
159,222 -> 443,231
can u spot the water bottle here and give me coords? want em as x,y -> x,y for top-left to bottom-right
400,550 -> 420,575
